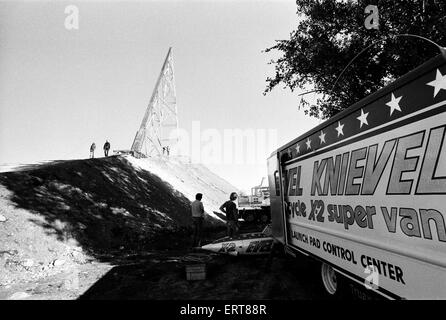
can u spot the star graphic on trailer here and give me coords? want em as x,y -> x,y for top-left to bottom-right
306,138 -> 312,150
335,121 -> 344,137
357,108 -> 369,128
295,144 -> 300,154
319,131 -> 326,144
386,93 -> 402,116
427,69 -> 446,98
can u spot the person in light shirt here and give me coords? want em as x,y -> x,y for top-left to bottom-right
191,193 -> 205,247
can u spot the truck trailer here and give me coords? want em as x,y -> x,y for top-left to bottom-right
238,178 -> 271,223
267,54 -> 446,300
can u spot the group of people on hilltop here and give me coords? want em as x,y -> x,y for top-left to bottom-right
89,140 -> 111,158
191,191 -> 239,247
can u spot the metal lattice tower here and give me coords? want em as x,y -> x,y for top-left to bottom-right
131,47 -> 179,157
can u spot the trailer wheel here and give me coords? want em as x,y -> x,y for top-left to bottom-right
321,263 -> 338,295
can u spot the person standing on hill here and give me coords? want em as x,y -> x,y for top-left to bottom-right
191,193 -> 205,247
219,192 -> 239,238
103,140 -> 110,157
90,142 -> 96,158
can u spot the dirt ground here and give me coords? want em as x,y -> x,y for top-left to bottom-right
0,223 -> 333,300
0,156 -> 227,299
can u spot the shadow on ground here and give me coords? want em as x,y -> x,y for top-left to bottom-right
77,255 -> 328,300
79,244 -> 321,300
77,221 -> 332,300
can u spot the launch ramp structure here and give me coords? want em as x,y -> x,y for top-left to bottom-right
130,47 -> 179,158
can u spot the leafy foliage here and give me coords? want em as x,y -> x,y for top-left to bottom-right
264,0 -> 446,119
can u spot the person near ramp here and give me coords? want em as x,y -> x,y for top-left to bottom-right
191,193 -> 205,247
219,192 -> 239,238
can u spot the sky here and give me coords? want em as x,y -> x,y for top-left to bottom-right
0,0 -> 320,192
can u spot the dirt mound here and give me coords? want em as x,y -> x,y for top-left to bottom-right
0,155 -> 237,288
127,156 -> 238,220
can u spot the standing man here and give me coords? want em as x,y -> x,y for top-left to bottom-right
191,193 -> 205,247
90,142 -> 96,158
219,192 -> 239,238
103,140 -> 110,157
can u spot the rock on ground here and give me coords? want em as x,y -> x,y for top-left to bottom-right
8,292 -> 31,300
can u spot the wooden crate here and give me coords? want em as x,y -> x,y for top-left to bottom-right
185,264 -> 206,281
